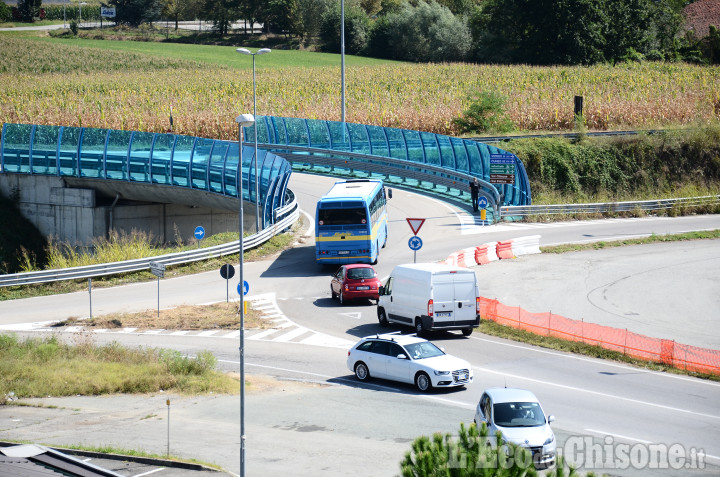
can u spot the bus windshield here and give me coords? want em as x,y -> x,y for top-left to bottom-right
318,207 -> 368,226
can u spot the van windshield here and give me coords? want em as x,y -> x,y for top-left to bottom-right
404,342 -> 444,360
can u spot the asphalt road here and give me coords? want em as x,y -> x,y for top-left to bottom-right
1,172 -> 719,476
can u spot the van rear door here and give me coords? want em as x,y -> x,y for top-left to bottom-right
431,271 -> 477,328
452,272 -> 477,323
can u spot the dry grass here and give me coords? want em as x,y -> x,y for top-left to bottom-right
1,36 -> 718,137
55,302 -> 270,331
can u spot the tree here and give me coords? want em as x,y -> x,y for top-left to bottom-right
296,0 -> 333,43
475,0 -> 688,65
163,0 -> 203,30
366,0 -> 472,62
109,0 -> 165,26
476,0 -> 607,65
319,1 -> 371,54
0,2 -> 12,22
400,422 -> 543,477
16,0 -> 42,22
265,0 -> 302,36
202,0 -> 241,34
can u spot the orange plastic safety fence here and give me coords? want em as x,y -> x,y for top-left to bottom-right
479,297 -> 720,375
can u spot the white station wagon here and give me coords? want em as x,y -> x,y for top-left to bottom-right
346,333 -> 473,392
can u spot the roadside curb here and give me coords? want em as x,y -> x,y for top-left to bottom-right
0,441 -> 226,473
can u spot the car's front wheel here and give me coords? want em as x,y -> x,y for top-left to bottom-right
354,362 -> 370,381
415,372 -> 431,392
378,308 -> 389,327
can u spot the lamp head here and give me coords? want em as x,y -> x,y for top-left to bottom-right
236,48 -> 252,55
256,48 -> 272,55
235,114 -> 255,127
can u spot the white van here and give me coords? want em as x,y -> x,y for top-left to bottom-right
377,263 -> 481,336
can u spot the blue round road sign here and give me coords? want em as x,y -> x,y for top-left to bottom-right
194,226 -> 206,240
237,280 -> 249,296
408,236 -> 423,251
477,196 -> 489,208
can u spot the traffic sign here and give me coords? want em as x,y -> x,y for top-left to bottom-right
477,196 -> 489,209
408,236 -> 423,251
149,261 -> 165,278
237,280 -> 249,296
220,264 -> 235,280
194,226 -> 205,240
406,218 -> 426,235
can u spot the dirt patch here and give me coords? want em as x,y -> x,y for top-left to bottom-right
54,302 -> 270,331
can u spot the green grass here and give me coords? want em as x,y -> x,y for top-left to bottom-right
9,30 -> 400,69
0,334 -> 238,398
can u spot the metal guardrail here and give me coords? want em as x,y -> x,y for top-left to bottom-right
0,197 -> 299,288
471,129 -> 669,144
501,195 -> 720,217
267,143 -> 502,209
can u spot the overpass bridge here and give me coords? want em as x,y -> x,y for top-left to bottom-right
0,117 -> 530,247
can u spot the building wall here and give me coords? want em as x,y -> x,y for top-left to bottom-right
0,173 -> 244,246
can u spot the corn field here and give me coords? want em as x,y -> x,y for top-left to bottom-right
1,37 -> 719,138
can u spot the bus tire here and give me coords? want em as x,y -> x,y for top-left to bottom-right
382,227 -> 388,248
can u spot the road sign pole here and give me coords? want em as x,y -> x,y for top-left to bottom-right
156,276 -> 160,317
88,278 -> 92,320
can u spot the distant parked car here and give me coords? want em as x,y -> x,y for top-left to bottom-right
346,333 -> 473,392
331,263 -> 380,305
474,388 -> 556,469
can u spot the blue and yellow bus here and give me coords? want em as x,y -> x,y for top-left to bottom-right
315,179 -> 390,265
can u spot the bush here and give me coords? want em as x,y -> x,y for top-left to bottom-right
400,422 -> 545,476
366,0 -> 471,62
319,2 -> 371,54
453,91 -> 515,134
0,2 -> 11,22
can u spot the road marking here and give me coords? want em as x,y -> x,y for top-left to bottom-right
474,365 -> 720,420
469,335 -> 720,388
339,312 -> 361,320
223,361 -> 475,409
584,429 -> 652,444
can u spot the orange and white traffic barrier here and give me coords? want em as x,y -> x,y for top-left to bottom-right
496,240 -> 515,259
512,235 -> 541,256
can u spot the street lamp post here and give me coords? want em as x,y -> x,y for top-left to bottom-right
235,113 -> 255,477
236,47 -> 271,233
79,1 -> 87,27
341,0 -> 346,124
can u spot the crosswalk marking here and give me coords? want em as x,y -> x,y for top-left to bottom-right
0,293 -> 355,349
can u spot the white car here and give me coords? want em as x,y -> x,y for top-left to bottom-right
474,388 -> 556,469
346,333 -> 473,392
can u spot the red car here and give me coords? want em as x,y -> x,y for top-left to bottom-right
331,264 -> 381,305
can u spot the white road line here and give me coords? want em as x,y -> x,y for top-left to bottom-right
299,208 -> 315,238
272,327 -> 311,343
584,429 -> 652,444
469,335 -> 720,388
474,365 -> 720,420
248,329 -> 281,340
196,330 -> 220,337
